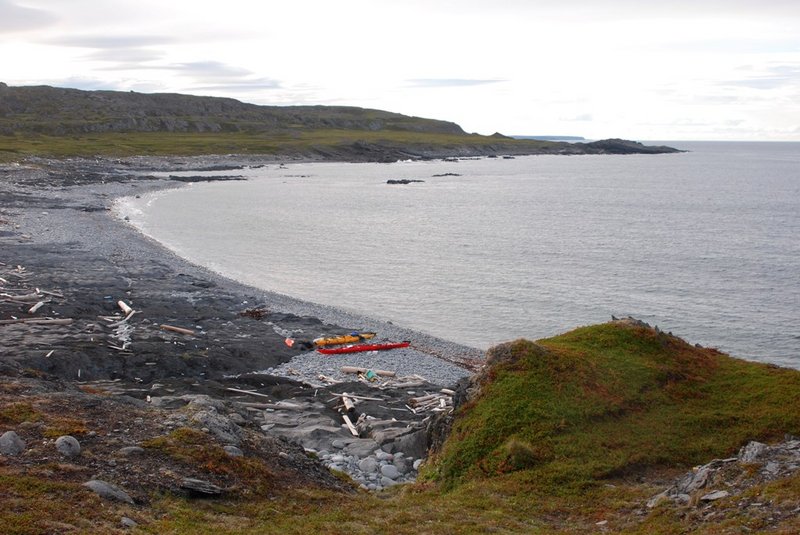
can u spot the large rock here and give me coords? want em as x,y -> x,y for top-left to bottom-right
358,457 -> 379,474
0,430 -> 25,455
393,429 -> 428,459
181,477 -> 223,496
83,480 -> 135,504
380,464 -> 400,480
738,441 -> 767,463
190,409 -> 243,445
55,435 -> 81,458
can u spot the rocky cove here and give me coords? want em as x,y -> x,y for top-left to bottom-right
0,154 -> 483,504
2,155 -> 799,534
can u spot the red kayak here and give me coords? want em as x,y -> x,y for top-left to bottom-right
316,341 -> 410,355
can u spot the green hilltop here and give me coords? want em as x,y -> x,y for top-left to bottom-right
3,321 -> 798,533
0,83 -> 679,162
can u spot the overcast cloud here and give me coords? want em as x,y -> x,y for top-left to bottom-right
1,0 -> 799,140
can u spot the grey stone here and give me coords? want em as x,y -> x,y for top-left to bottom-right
677,465 -> 712,494
331,439 -> 346,449
380,464 -> 400,480
0,430 -> 25,455
190,410 -> 243,445
184,394 -> 226,411
359,457 -> 379,473
646,491 -> 670,509
55,435 -> 81,458
181,477 -> 223,496
330,454 -> 346,463
83,480 -> 135,504
344,439 -> 379,459
121,517 -> 138,528
380,476 -> 399,487
413,459 -> 423,470
375,450 -> 393,461
372,427 -> 414,445
118,446 -> 145,456
393,457 -> 408,475
739,441 -> 767,463
393,429 -> 428,459
700,490 -> 730,501
763,461 -> 780,475
224,445 -> 243,457
227,413 -> 246,425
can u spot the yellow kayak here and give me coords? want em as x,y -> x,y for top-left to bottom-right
313,332 -> 376,347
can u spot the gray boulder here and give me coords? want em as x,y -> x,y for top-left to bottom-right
223,445 -> 243,457
738,441 -> 767,463
118,446 -> 145,456
394,429 -> 428,459
83,480 -> 135,504
190,409 -> 243,445
0,430 -> 25,455
181,477 -> 223,496
55,435 -> 81,458
359,457 -> 379,474
380,464 -> 400,480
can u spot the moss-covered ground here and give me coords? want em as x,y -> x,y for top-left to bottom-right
3,322 -> 799,534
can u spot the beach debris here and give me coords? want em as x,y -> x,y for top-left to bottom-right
317,374 -> 343,385
117,300 -> 133,315
160,324 -> 195,336
341,393 -> 356,413
341,366 -> 396,378
343,414 -> 359,436
225,387 -> 271,399
239,306 -> 269,319
0,317 -> 74,326
406,390 -> 454,414
27,300 -> 46,314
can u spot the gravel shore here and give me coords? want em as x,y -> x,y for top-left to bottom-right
1,155 -> 483,386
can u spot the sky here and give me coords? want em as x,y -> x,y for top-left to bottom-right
1,0 -> 799,141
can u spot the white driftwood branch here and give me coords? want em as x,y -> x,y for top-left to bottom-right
342,414 -> 359,436
340,366 -> 396,377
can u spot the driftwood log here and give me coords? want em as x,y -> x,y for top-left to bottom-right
340,366 -> 396,377
160,324 -> 195,336
0,318 -> 74,326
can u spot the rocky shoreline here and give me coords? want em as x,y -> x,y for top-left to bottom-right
0,155 -> 483,497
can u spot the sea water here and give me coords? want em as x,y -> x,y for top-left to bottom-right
119,142 -> 800,368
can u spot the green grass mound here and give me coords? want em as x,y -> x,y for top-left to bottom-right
430,321 -> 800,493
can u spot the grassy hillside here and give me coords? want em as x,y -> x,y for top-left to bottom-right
0,83 -> 465,136
0,129 -> 567,163
0,84 -> 679,162
432,322 -> 800,488
3,321 -> 799,533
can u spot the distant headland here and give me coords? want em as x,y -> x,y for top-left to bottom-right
0,83 -> 679,162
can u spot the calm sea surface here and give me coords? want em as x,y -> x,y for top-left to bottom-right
120,142 -> 800,368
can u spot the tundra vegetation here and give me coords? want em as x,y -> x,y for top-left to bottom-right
2,322 -> 799,533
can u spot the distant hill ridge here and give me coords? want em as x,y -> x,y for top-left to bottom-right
0,82 -> 465,136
